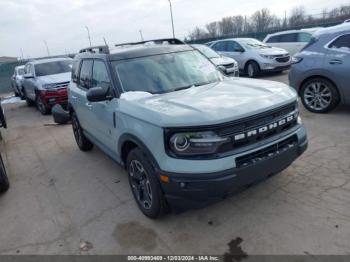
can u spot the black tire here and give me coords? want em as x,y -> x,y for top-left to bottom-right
0,155 -> 9,193
23,90 -> 35,107
71,112 -> 93,151
14,90 -> 20,97
245,61 -> 260,78
36,95 -> 50,115
127,148 -> 167,218
300,77 -> 340,113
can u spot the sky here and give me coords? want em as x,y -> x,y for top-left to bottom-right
0,0 -> 349,58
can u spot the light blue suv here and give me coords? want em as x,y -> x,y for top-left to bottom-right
68,39 -> 308,218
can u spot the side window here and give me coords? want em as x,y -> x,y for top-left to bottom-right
25,64 -> 31,74
298,32 -> 312,43
227,41 -> 244,52
92,60 -> 111,88
329,34 -> 350,51
279,33 -> 298,43
72,60 -> 80,83
212,41 -> 226,52
79,60 -> 93,89
266,35 -> 280,43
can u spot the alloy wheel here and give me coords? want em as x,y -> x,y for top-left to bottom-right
247,64 -> 254,77
129,159 -> 153,210
72,116 -> 82,146
303,82 -> 332,111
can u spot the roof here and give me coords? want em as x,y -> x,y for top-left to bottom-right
266,27 -> 323,37
313,23 -> 350,37
76,44 -> 194,61
29,57 -> 73,65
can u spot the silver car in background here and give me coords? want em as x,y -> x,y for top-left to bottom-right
208,38 -> 291,77
11,65 -> 25,98
289,23 -> 350,113
192,44 -> 239,76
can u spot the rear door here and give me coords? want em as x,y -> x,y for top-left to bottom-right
89,59 -> 118,154
324,33 -> 350,104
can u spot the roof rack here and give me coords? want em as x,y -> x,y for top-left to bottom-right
79,45 -> 110,54
115,38 -> 185,47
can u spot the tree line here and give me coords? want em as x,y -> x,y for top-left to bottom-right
185,5 -> 350,41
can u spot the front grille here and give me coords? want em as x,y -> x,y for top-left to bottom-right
236,135 -> 298,168
215,102 -> 298,153
276,56 -> 290,63
53,81 -> 70,88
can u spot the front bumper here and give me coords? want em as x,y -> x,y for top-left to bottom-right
261,64 -> 291,72
39,88 -> 68,109
158,130 -> 307,209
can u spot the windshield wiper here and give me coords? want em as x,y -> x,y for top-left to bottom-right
173,85 -> 193,92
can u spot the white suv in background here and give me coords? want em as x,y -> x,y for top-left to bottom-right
263,28 -> 322,56
209,38 -> 291,78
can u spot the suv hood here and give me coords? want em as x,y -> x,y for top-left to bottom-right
258,47 -> 289,55
210,56 -> 236,66
37,72 -> 71,85
119,78 -> 297,127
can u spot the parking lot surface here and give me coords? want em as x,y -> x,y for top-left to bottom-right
0,72 -> 349,255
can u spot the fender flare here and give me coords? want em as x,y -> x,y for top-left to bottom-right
118,133 -> 160,170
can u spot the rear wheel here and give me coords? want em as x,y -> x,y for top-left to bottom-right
0,155 -> 9,193
300,78 -> 340,113
71,112 -> 93,151
127,148 -> 167,218
246,61 -> 260,78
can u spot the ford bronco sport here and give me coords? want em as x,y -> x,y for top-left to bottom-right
68,39 -> 308,218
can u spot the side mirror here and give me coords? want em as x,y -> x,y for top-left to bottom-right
24,73 -> 34,79
86,86 -> 112,102
236,48 -> 245,53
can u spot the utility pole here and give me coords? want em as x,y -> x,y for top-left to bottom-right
168,0 -> 175,38
20,48 -> 24,61
43,40 -> 50,57
85,26 -> 92,47
103,37 -> 108,46
139,30 -> 144,41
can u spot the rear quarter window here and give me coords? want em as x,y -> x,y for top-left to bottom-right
266,35 -> 280,43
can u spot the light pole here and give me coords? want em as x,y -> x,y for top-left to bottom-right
139,30 -> 144,41
168,0 -> 175,38
85,26 -> 92,47
43,40 -> 50,57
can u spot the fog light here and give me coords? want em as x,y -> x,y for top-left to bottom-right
160,175 -> 169,183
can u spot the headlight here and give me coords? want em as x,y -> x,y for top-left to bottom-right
43,83 -> 56,89
260,54 -> 275,59
168,131 -> 229,156
291,56 -> 303,64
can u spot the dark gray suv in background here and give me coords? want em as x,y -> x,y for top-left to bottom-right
289,23 -> 350,113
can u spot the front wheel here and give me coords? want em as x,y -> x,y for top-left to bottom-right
127,148 -> 167,218
36,96 -> 50,115
246,61 -> 260,78
0,155 -> 9,193
71,112 -> 93,151
300,78 -> 340,113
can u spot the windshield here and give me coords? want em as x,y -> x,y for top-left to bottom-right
113,50 -> 222,94
194,45 -> 220,59
238,39 -> 270,49
35,60 -> 72,77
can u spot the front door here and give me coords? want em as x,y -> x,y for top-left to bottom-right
89,60 -> 118,155
324,33 -> 350,104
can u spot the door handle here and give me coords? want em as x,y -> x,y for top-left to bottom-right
71,95 -> 77,100
329,59 -> 343,65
